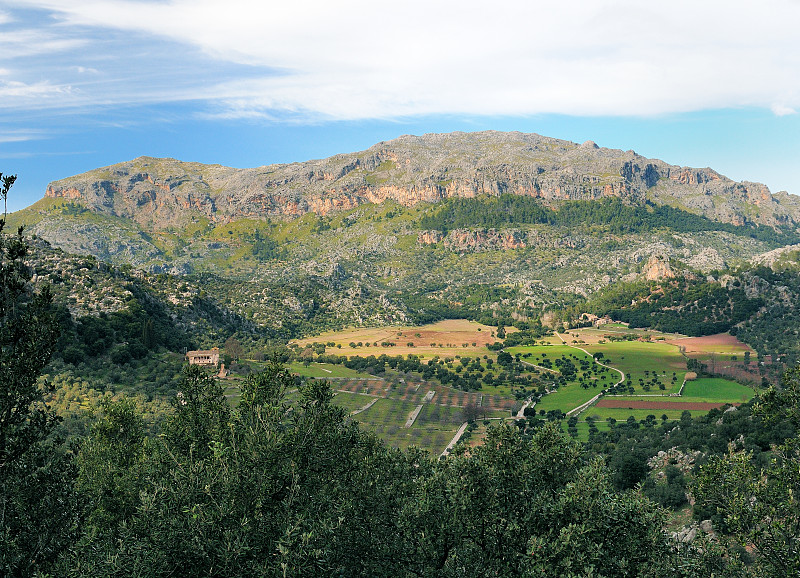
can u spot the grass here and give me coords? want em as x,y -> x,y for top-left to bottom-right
288,362 -> 373,379
534,384 -> 603,413
681,377 -> 755,402
580,407 -> 693,423
352,398 -> 463,454
584,341 -> 686,394
566,375 -> 755,439
331,391 -> 376,413
507,344 -> 619,413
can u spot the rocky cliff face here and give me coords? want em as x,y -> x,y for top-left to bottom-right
44,131 -> 800,230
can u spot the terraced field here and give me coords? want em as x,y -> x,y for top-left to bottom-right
303,373 -> 517,454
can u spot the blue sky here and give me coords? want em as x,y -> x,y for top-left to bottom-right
2,0 -> 799,212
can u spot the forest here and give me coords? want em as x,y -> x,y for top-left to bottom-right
418,195 -> 800,245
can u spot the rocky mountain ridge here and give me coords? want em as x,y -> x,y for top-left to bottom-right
44,131 -> 800,230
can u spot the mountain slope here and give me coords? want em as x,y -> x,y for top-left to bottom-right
12,130 -> 800,349
41,131 -> 800,230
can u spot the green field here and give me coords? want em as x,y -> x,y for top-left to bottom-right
583,341 -> 687,395
533,384 -> 601,414
354,398 -> 463,454
681,377 -> 755,402
281,337 -> 752,453
508,344 -> 619,414
331,391 -> 377,413
573,376 -> 755,436
288,362 -> 374,378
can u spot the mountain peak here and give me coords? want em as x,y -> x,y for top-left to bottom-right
43,131 -> 800,231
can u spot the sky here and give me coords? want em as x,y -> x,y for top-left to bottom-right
1,0 -> 799,212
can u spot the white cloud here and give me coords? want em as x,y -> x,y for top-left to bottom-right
0,128 -> 48,143
4,0 -> 800,120
0,79 -> 74,100
771,104 -> 797,116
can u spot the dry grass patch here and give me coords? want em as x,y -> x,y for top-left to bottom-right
292,319 -> 501,356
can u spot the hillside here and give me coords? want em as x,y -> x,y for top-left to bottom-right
40,131 -> 800,229
10,132 -> 800,311
10,131 -> 800,371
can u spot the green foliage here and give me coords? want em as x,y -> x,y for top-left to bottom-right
419,195 -> 800,245
162,364 -> 231,459
591,277 -> 762,336
642,465 -> 688,509
76,398 -> 149,536
62,364 -> 679,577
0,215 -> 78,575
246,229 -> 286,261
737,267 -> 800,368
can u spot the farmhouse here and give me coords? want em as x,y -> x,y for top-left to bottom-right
187,347 -> 220,366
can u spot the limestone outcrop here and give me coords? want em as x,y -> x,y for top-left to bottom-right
44,131 -> 800,230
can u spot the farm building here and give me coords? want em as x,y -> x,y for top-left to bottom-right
187,347 -> 220,366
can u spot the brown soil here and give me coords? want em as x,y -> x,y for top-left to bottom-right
596,399 -> 739,410
665,333 -> 752,354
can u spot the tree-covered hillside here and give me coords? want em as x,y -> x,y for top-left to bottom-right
420,196 -> 800,246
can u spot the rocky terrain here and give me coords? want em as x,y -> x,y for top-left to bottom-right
42,131 -> 800,229
11,131 -> 800,362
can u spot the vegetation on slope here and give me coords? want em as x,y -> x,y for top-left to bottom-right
420,196 -> 800,246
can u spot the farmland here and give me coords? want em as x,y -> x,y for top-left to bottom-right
291,319 -> 501,357
285,321 -> 756,450
666,333 -> 763,384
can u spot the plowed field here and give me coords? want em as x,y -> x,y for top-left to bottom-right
596,399 -> 739,411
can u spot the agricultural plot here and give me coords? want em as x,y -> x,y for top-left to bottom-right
331,391 -> 377,414
582,341 -> 687,395
353,398 -> 463,454
578,377 -> 754,432
288,362 -> 373,379
285,375 -> 518,454
666,333 -> 761,385
507,345 -> 619,414
291,319 -> 499,357
680,377 -> 754,403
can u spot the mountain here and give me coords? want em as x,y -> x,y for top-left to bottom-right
42,131 -> 800,229
11,130 -> 800,362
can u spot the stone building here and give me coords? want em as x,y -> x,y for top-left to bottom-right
186,347 -> 220,366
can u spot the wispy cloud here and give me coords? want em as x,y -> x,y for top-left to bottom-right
0,128 -> 48,143
0,79 -> 75,101
4,0 -> 800,121
771,104 -> 797,117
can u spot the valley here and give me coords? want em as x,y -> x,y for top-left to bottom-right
282,320 -> 758,452
4,131 -> 800,575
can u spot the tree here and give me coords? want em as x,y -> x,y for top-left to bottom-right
224,335 -> 243,362
0,173 -> 16,219
162,363 -> 231,460
694,366 -> 800,576
0,185 -> 77,574
76,398 -> 149,537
